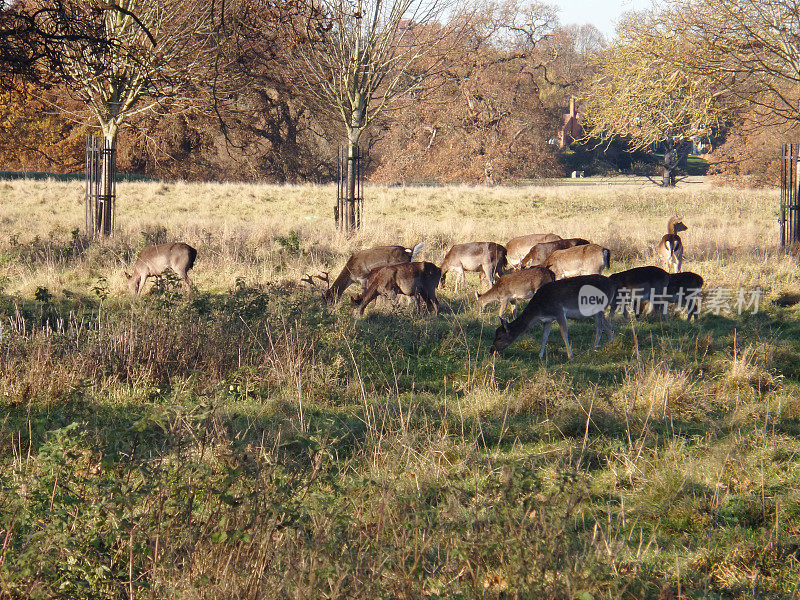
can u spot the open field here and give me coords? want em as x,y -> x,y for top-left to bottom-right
1,177 -> 800,598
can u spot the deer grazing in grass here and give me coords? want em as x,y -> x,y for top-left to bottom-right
519,238 -> 590,268
352,262 -> 441,316
475,266 -> 554,317
125,242 -> 197,295
440,242 -> 507,292
315,243 -> 424,303
657,217 -> 687,273
608,266 -> 670,318
491,274 -> 617,359
505,233 -> 562,268
542,243 -> 610,280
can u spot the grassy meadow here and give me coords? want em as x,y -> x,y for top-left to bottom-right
1,177 -> 800,599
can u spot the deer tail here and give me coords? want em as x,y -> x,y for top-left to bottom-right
409,242 -> 425,262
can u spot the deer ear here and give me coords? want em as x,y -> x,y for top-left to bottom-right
499,317 -> 509,332
474,291 -> 480,301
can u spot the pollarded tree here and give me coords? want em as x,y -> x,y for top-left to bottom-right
582,12 -> 734,187
287,0 -> 465,229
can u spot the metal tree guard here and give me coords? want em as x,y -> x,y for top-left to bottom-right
85,135 -> 117,237
336,145 -> 365,231
781,143 -> 800,247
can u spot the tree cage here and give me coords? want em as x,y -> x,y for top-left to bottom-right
336,145 -> 365,231
85,135 -> 116,237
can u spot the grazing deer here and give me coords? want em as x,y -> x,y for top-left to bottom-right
543,243 -> 610,280
666,271 -> 704,319
491,274 -> 617,359
440,242 -> 507,292
125,242 -> 197,295
321,243 -> 424,303
520,238 -> 591,268
352,262 -> 441,316
505,233 -> 562,268
657,216 -> 687,273
475,266 -> 554,317
608,266 -> 670,318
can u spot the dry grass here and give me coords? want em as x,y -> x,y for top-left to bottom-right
0,177 -> 791,298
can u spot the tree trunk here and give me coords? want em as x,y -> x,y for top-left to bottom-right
661,142 -> 677,188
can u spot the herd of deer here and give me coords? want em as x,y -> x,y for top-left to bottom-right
125,217 -> 699,359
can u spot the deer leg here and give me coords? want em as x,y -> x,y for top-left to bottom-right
497,298 -> 509,317
454,270 -> 464,294
137,274 -> 147,296
602,312 -> 614,343
429,292 -> 439,315
181,273 -> 193,294
413,293 -> 423,313
593,313 -> 603,349
539,321 -> 553,359
556,311 -> 573,359
482,262 -> 494,288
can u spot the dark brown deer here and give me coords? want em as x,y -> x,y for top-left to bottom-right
519,238 -> 591,268
666,271 -> 703,319
440,242 -> 507,292
352,262 -> 441,316
505,233 -> 562,268
608,266 -> 670,318
125,242 -> 197,295
321,243 -> 424,303
543,243 -> 610,279
475,266 -> 554,317
491,275 -> 617,359
657,216 -> 687,273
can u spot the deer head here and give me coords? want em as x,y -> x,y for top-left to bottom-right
301,271 -> 331,300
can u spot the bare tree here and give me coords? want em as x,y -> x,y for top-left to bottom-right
288,0 -> 465,229
0,0 -> 108,89
27,0 -> 217,234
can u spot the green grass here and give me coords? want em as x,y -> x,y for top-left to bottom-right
0,179 -> 799,598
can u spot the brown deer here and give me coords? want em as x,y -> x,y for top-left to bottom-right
505,233 -> 562,268
666,271 -> 704,319
657,217 -> 687,273
491,274 -> 617,359
475,266 -> 554,317
352,262 -> 441,316
440,242 -> 507,292
543,243 -> 610,279
321,243 -> 424,303
519,238 -> 591,268
608,266 -> 670,318
125,242 -> 197,295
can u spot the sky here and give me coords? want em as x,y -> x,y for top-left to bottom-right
552,0 -> 653,40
